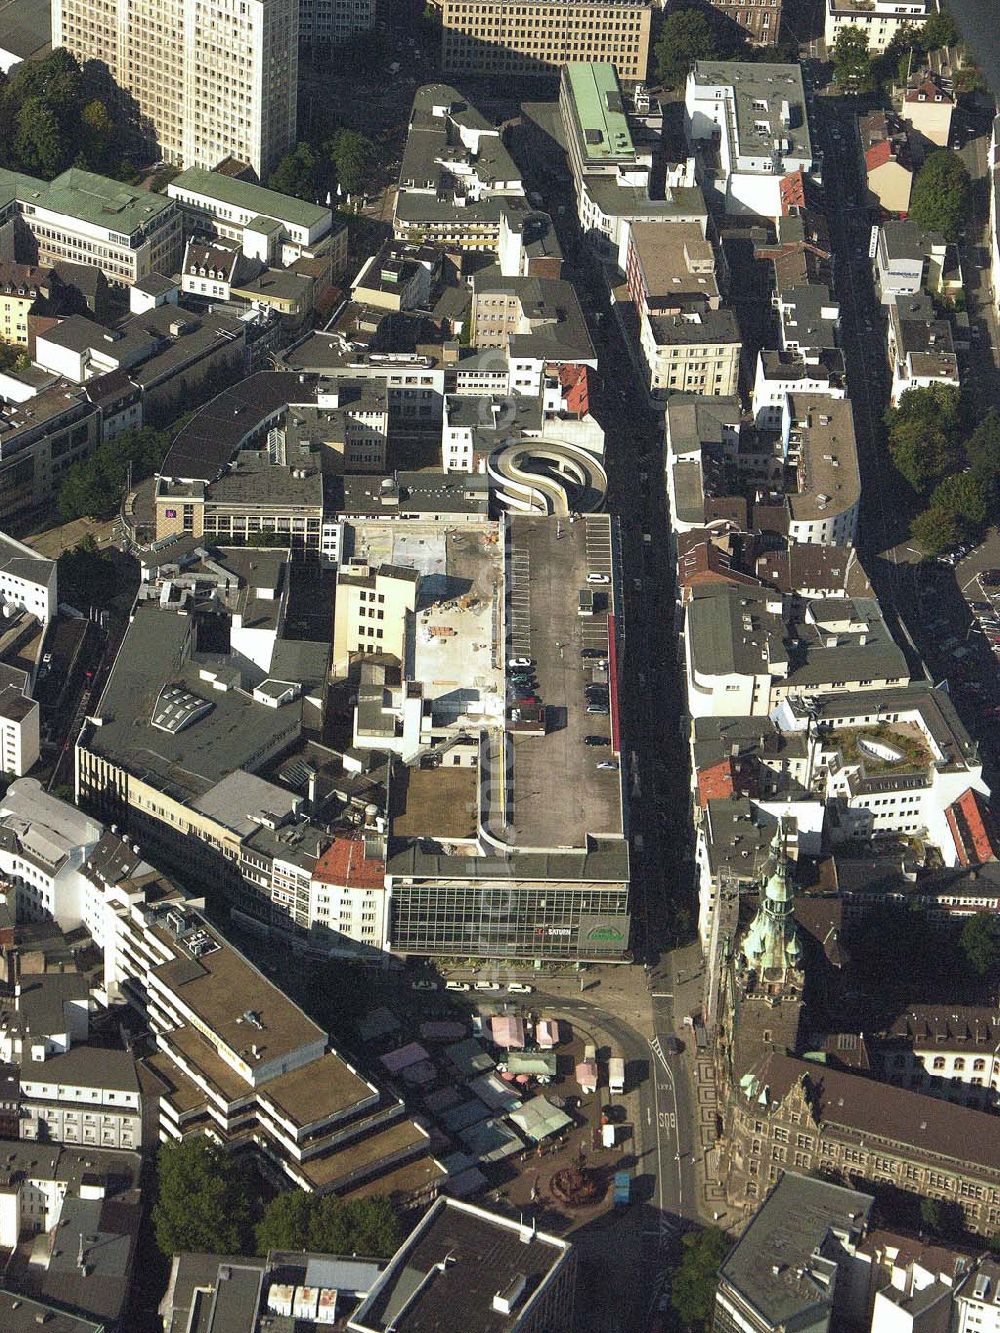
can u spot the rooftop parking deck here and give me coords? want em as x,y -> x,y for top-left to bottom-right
504,515 -> 624,850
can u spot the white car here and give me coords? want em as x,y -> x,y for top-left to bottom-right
508,656 -> 533,669
507,982 -> 534,994
445,980 -> 471,992
587,573 -> 610,585
474,981 -> 501,991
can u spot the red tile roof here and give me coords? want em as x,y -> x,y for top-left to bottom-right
780,171 -> 806,214
313,835 -> 385,889
945,788 -> 999,867
865,140 -> 894,173
559,363 -> 590,417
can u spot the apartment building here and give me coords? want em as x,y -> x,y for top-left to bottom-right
0,778 -> 103,925
664,392 -> 860,547
298,0 -> 372,46
349,1198 -> 577,1333
639,307 -> 741,403
0,386 -> 101,531
0,961 -> 144,1152
438,0 -> 651,83
684,61 -> 817,217
332,563 -> 419,675
825,0 -> 933,55
956,1260 -> 1000,1332
0,167 -> 182,287
702,0 -> 784,46
91,858 -> 443,1198
0,667 -> 38,777
684,585 -> 908,720
393,85 -> 525,253
713,1173 -> 874,1333
0,1141 -> 141,1327
0,262 -> 49,346
0,531 -> 55,624
53,0 -> 297,180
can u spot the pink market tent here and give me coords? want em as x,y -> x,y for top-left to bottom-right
576,1060 -> 598,1093
380,1041 -> 430,1074
490,1015 -> 526,1049
536,1018 -> 561,1049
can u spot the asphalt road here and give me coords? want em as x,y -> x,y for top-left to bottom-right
508,120 -> 701,1322
948,0 -> 1000,103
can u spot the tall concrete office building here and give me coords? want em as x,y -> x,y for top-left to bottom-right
52,0 -> 297,180
438,0 -> 652,82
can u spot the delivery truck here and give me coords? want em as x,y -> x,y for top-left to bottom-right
609,1055 -> 625,1095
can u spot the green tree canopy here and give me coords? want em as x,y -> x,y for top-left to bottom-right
885,384 -> 963,493
57,425 -> 172,522
0,48 -> 141,180
671,1226 -> 730,1331
268,142 -> 319,203
920,10 -> 958,51
909,150 -> 971,242
960,913 -> 1000,978
152,1137 -> 255,1256
965,410 -> 1000,491
832,26 -> 872,90
326,128 -> 375,197
255,1191 -> 401,1259
255,1189 -> 314,1253
928,470 -> 988,529
910,504 -> 963,556
655,9 -> 720,86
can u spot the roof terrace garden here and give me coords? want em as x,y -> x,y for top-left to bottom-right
832,722 -> 931,775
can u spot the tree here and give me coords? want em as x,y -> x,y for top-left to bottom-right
255,1190 -> 314,1253
152,1137 -> 255,1256
57,425 -> 171,522
832,26 -> 872,90
909,151 -> 971,242
928,470 -> 988,529
965,409 -> 1000,491
268,142 -> 319,202
326,127 -> 375,197
671,1226 -> 730,1331
920,9 -> 958,51
255,1192 -> 402,1259
655,9 -> 719,87
14,97 -> 66,178
910,504 -> 963,556
307,1196 -> 401,1259
960,912 -> 1000,978
885,384 -> 963,493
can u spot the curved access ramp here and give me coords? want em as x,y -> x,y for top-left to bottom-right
488,438 -> 608,517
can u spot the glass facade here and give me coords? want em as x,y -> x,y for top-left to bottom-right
389,879 -> 630,959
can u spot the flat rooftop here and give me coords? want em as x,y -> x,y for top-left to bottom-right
391,766 -> 479,842
506,515 -> 624,849
149,907 -> 326,1070
350,1197 -> 571,1333
258,1051 -> 377,1128
786,393 -> 861,523
298,1117 -> 429,1191
83,603 -> 304,804
169,166 -> 332,233
719,1172 -> 872,1326
562,62 -> 636,165
690,60 -> 813,162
